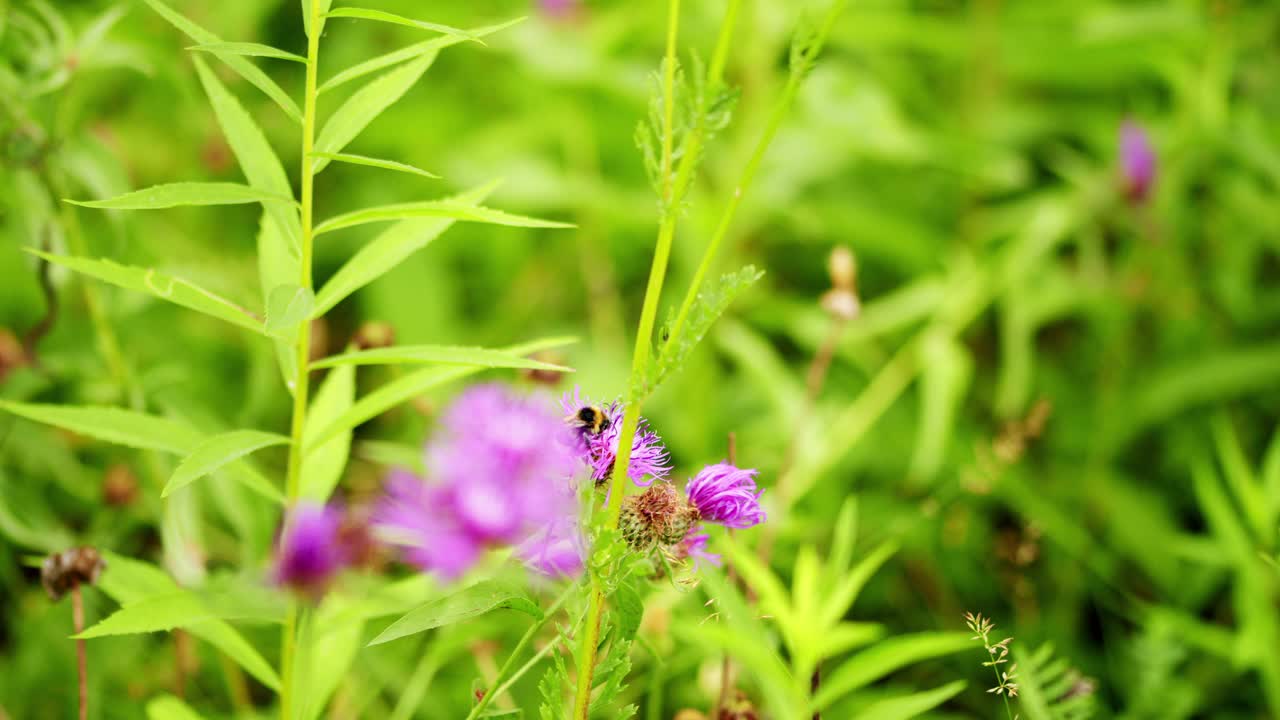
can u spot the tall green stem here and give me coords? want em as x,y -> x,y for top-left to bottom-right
466,586 -> 573,720
281,2 -> 322,718
570,2 -> 681,717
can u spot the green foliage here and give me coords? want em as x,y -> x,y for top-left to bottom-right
1013,644 -> 1097,720
369,580 -> 541,646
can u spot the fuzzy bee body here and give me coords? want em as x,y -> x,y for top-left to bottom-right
569,405 -> 609,435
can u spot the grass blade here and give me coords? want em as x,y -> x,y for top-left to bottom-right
326,7 -> 481,42
164,430 -> 289,498
188,41 -> 308,64
309,152 -> 438,179
310,344 -> 573,371
68,182 -> 293,209
313,201 -> 572,235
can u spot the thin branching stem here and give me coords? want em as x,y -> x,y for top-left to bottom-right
570,1 -> 682,716
281,2 -> 322,718
466,585 -> 573,720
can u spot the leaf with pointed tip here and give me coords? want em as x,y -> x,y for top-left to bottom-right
325,7 -> 480,42
164,430 -> 289,498
300,364 -> 355,502
146,695 -> 205,720
314,201 -> 572,236
265,284 -> 315,337
142,0 -> 301,122
68,182 -> 293,209
317,18 -> 522,95
257,213 -> 300,390
813,633 -> 973,710
76,591 -> 216,638
192,56 -> 300,253
27,250 -> 266,334
368,580 -> 540,646
0,401 -> 199,454
310,344 -> 572,372
312,182 -> 496,316
311,53 -> 437,174
847,681 -> 967,720
308,337 -> 577,448
188,41 -> 307,64
310,152 -> 438,179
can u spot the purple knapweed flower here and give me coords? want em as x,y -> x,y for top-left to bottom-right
517,517 -> 585,578
1119,120 -> 1156,204
561,386 -> 670,487
674,527 -> 720,568
273,503 -> 349,597
539,0 -> 579,19
685,463 -> 766,530
374,384 -> 580,580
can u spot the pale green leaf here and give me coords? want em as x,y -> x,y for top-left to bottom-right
848,681 -> 967,720
192,55 -> 301,251
310,152 -> 438,179
301,364 -> 356,502
368,580 -> 540,646
311,182 -> 496,316
310,344 -> 572,371
188,620 -> 282,691
317,19 -> 522,95
142,0 -> 302,122
28,250 -> 266,334
188,41 -> 307,64
314,201 -> 572,235
0,401 -> 199,454
325,7 -> 480,42
68,182 -> 293,209
77,591 -> 216,638
311,53 -> 437,174
164,430 -> 289,498
146,695 -> 205,720
257,212 -> 301,390
308,337 -> 577,448
814,632 -> 973,710
265,284 -> 316,337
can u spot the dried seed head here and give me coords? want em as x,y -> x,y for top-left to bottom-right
820,288 -> 860,321
827,246 -> 857,291
352,321 -> 396,351
619,482 -> 700,552
102,463 -> 139,507
41,547 -> 106,601
718,691 -> 760,720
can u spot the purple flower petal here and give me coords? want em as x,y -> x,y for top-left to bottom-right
685,463 -> 766,530
273,503 -> 348,595
1120,120 -> 1156,203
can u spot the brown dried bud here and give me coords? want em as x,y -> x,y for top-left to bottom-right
0,328 -> 28,384
619,482 -> 699,552
820,288 -> 860,321
102,463 -> 139,507
827,246 -> 857,292
718,690 -> 760,720
41,547 -> 106,601
352,321 -> 396,351
520,351 -> 566,387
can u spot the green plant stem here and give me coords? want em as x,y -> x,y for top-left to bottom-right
665,0 -> 848,350
280,3 -> 322,719
465,585 -> 573,720
570,2 -> 681,717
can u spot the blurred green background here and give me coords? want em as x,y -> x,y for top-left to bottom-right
2,0 -> 1280,717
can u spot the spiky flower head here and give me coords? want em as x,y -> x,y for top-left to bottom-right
374,384 -> 580,580
561,386 -> 670,487
1119,120 -> 1156,204
273,503 -> 349,597
620,482 -> 701,552
684,463 -> 765,530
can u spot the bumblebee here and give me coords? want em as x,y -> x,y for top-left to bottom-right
569,405 -> 610,435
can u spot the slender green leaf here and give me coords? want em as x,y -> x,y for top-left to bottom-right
315,201 -> 572,235
814,633 -> 973,710
28,250 -> 266,334
188,620 -> 282,691
257,212 -> 301,390
317,18 -> 522,95
77,591 -> 216,638
142,0 -> 302,122
0,401 -> 199,454
848,681 -> 967,720
192,56 -> 301,252
68,182 -> 292,209
300,364 -> 356,502
310,152 -> 438,179
188,41 -> 307,64
146,695 -> 205,720
369,580 -> 540,646
164,430 -> 289,498
266,284 -> 316,337
308,337 -> 577,448
325,7 -> 480,42
311,53 -> 438,174
311,182 -> 496,316
310,344 -> 572,371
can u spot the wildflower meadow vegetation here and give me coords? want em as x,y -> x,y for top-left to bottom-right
1,0 -> 1279,718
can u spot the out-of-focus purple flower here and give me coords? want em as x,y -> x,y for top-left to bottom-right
685,463 -> 765,530
374,384 -> 580,580
539,0 -> 579,19
1119,120 -> 1156,204
274,503 -> 349,596
561,387 -> 670,487
517,517 -> 585,578
675,528 -> 720,568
